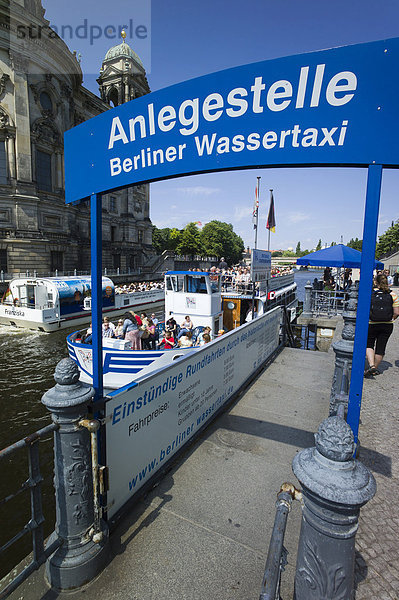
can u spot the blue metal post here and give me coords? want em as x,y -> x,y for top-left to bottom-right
347,164 -> 382,443
91,193 -> 103,401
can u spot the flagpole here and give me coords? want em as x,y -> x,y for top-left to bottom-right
254,176 -> 260,249
268,189 -> 273,252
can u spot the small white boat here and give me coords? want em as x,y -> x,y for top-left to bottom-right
68,270 -> 223,390
67,270 -> 298,392
0,276 -> 164,332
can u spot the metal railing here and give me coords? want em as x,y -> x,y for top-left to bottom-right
259,483 -> 302,600
0,268 -> 146,282
311,289 -> 350,317
0,423 -> 61,600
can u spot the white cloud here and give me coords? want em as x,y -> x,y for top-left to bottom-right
176,186 -> 220,196
287,211 -> 311,223
234,206 -> 252,221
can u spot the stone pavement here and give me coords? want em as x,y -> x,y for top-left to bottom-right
355,311 -> 399,600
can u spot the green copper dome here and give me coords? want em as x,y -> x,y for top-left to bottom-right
104,42 -> 144,68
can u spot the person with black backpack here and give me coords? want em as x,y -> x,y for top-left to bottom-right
365,274 -> 399,377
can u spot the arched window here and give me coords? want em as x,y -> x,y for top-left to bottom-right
108,88 -> 119,107
40,92 -> 53,112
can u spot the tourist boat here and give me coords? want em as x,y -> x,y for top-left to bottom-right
67,269 -> 298,391
0,276 -> 164,332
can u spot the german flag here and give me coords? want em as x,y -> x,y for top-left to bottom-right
266,191 -> 276,233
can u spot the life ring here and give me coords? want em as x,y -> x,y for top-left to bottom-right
267,291 -> 276,300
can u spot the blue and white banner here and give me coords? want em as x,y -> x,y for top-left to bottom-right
65,37 -> 399,203
104,308 -> 281,519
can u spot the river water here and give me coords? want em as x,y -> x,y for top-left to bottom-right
0,270 -> 317,578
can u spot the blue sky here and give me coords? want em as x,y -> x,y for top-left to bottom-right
43,0 -> 399,252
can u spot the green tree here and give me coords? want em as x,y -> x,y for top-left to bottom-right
200,220 -> 244,264
316,239 -> 322,251
176,222 -> 201,255
295,241 -> 301,255
347,237 -> 363,251
376,220 -> 399,257
271,250 -> 283,257
169,228 -> 182,251
152,226 -> 171,254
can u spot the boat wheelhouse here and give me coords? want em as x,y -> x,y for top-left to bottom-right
0,276 -> 163,332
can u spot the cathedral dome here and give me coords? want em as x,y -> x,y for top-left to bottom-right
104,41 -> 144,69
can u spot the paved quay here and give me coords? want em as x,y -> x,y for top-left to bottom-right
355,310 -> 399,600
6,319 -> 399,600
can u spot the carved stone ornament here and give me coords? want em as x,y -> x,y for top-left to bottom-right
0,107 -> 9,129
0,73 -> 10,97
31,117 -> 60,146
315,416 -> 355,462
297,539 -> 348,600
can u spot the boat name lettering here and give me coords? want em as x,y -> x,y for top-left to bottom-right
4,308 -> 25,317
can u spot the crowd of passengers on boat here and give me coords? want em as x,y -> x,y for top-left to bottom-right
79,311 -> 224,351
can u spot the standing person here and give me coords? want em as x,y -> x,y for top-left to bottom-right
365,274 -> 399,376
218,257 -> 228,270
140,312 -> 150,349
123,312 -> 141,350
150,313 -> 159,326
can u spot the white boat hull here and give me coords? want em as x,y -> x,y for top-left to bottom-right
0,293 -> 164,332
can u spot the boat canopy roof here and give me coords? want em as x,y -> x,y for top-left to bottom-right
165,271 -> 212,276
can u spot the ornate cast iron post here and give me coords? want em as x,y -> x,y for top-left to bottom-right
302,281 -> 313,318
42,358 -> 109,591
292,416 -> 376,600
330,282 -> 359,415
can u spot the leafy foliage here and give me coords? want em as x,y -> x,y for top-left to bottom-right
347,237 -> 362,251
177,222 -> 201,255
315,239 -> 322,251
152,221 -> 244,264
200,220 -> 244,264
376,220 -> 399,257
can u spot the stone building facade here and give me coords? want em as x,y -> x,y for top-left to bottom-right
0,0 -> 154,276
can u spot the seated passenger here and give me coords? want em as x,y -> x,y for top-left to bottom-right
102,316 -> 115,335
178,315 -> 194,339
178,330 -> 193,348
115,319 -> 124,339
197,326 -> 212,345
102,321 -> 115,338
159,330 -> 175,349
199,333 -> 211,346
146,318 -> 157,350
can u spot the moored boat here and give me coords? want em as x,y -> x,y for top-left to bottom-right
0,276 -> 164,332
67,269 -> 298,392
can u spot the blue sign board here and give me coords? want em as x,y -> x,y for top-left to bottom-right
65,37 -> 399,203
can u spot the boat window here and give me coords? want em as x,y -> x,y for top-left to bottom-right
209,275 -> 220,293
186,275 -> 207,294
166,275 -> 180,291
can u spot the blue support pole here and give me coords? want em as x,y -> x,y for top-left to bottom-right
347,164 -> 382,444
90,193 -> 103,401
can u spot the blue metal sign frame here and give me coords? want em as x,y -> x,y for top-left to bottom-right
65,37 -> 399,444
